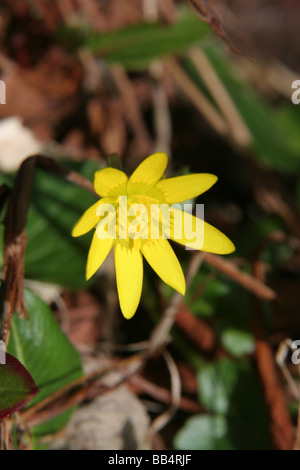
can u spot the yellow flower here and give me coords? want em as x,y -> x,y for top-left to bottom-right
72,153 -> 235,319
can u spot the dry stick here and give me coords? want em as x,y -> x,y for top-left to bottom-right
0,420 -> 5,450
2,157 -> 37,344
203,252 -> 276,301
111,66 -> 153,158
245,159 -> 300,244
157,0 -> 177,24
143,0 -> 159,22
35,155 -> 96,194
237,57 -> 300,101
188,0 -> 241,55
174,303 -> 215,353
0,418 -> 12,450
147,253 -> 205,356
151,81 -> 172,157
1,155 -> 96,345
188,48 -> 252,147
139,350 -> 181,450
251,261 -> 294,450
128,373 -> 202,414
255,184 -> 300,242
164,58 -> 229,137
13,411 -> 33,450
22,337 -> 189,433
21,352 -> 145,428
147,291 -> 183,357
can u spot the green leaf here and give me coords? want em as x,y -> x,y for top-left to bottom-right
220,328 -> 254,358
216,285 -> 255,358
198,359 -> 239,415
195,359 -> 272,449
7,288 -> 83,436
186,270 -> 230,317
59,8 -> 210,70
0,352 -> 39,419
174,415 -> 232,450
274,105 -> 300,156
185,264 -> 255,358
183,44 -> 300,172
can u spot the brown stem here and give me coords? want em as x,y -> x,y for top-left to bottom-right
251,260 -> 294,450
188,0 -> 241,54
175,303 -> 215,353
20,353 -> 145,428
128,373 -> 203,414
204,252 -> 276,301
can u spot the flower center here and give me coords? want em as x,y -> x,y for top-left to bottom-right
116,194 -> 156,241
96,193 -> 171,244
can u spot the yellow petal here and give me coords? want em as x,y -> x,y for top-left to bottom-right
114,242 -> 143,319
169,208 -> 235,254
141,239 -> 186,295
157,173 -> 218,204
72,198 -> 114,237
128,152 -> 168,189
86,231 -> 113,280
94,167 -> 128,197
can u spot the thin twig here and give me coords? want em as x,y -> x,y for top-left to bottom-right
148,252 -> 204,355
188,47 -> 252,147
151,79 -> 172,157
111,65 -> 153,159
20,353 -> 145,428
164,57 -> 228,137
255,184 -> 300,242
188,0 -> 241,55
2,157 -> 37,343
138,350 -> 181,449
203,252 -> 276,301
175,303 -> 215,353
0,419 -> 10,450
142,0 -> 158,22
128,373 -> 202,413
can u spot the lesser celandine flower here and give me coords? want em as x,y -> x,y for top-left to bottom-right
72,153 -> 235,319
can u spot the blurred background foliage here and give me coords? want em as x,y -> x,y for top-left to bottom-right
0,0 -> 300,450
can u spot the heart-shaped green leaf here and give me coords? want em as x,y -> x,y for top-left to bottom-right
0,352 -> 39,419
